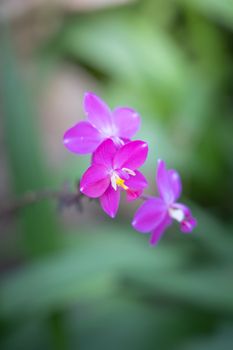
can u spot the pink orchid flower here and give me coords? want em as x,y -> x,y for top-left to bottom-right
132,159 -> 197,245
63,92 -> 141,154
80,139 -> 148,218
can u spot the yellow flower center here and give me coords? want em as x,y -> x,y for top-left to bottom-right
115,177 -> 129,191
110,169 -> 135,191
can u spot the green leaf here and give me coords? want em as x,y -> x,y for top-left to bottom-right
0,228 -> 187,319
179,0 -> 233,30
0,25 -> 60,256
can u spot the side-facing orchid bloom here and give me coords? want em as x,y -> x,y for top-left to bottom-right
63,92 -> 141,154
80,139 -> 148,218
132,159 -> 197,245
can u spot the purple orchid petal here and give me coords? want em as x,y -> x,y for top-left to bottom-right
181,216 -> 197,233
92,139 -> 117,168
168,169 -> 182,201
80,164 -> 110,198
63,121 -> 102,154
125,170 -> 148,201
113,141 -> 148,171
150,215 -> 172,246
132,197 -> 167,233
100,186 -> 120,218
113,107 -> 140,139
156,159 -> 176,204
83,92 -> 112,131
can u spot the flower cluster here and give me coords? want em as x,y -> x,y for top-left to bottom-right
64,92 -> 196,245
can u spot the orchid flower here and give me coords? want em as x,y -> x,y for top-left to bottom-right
63,92 -> 141,154
80,139 -> 148,218
132,159 -> 197,245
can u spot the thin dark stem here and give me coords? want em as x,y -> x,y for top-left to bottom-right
139,194 -> 152,201
0,185 -> 150,221
0,186 -> 84,220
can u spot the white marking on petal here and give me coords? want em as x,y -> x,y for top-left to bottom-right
122,167 -> 136,176
110,172 -> 118,191
111,136 -> 124,146
169,207 -> 185,222
102,124 -> 118,138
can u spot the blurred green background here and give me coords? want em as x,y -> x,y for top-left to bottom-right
0,0 -> 233,349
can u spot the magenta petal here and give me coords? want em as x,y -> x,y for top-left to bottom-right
100,186 -> 120,218
168,169 -> 182,201
132,197 -> 167,233
63,121 -> 102,154
83,92 -> 112,130
180,216 -> 197,233
92,139 -> 117,168
113,107 -> 140,139
150,215 -> 172,246
125,170 -> 148,201
156,159 -> 176,204
80,164 -> 110,198
113,141 -> 148,170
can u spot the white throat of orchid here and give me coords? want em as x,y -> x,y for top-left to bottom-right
102,125 -> 124,146
110,168 -> 136,191
168,207 -> 185,223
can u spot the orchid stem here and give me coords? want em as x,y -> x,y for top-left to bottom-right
0,185 -> 150,221
139,194 -> 152,201
0,186 -> 84,220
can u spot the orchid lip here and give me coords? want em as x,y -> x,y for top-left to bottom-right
168,206 -> 185,223
110,171 -> 129,191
